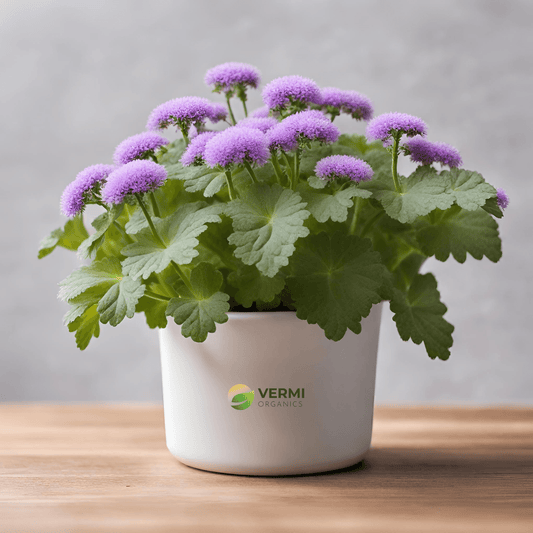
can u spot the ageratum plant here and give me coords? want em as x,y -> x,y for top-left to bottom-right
38,61 -> 509,359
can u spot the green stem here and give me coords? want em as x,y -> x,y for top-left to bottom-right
360,211 -> 385,238
150,191 -> 161,218
224,169 -> 238,200
270,152 -> 284,185
240,97 -> 248,117
226,94 -> 237,125
144,290 -> 171,302
171,261 -> 194,294
292,148 -> 300,191
135,193 -> 165,248
349,197 -> 363,235
391,131 -> 402,193
179,125 -> 190,146
113,221 -> 134,244
243,161 -> 258,184
281,151 -> 293,183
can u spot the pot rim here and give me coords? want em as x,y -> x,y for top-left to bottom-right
226,310 -> 297,319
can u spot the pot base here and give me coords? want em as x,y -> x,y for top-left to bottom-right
170,448 -> 369,477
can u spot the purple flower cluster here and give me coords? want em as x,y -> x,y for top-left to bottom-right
235,116 -> 278,133
321,87 -> 374,121
113,132 -> 169,166
366,112 -> 427,142
60,164 -> 115,217
180,132 -> 218,167
249,106 -> 271,118
205,62 -> 261,94
262,75 -> 323,111
496,188 -> 509,210
266,110 -> 339,152
403,136 -> 462,168
315,155 -> 374,183
146,96 -> 226,131
101,160 -> 167,204
203,126 -> 269,168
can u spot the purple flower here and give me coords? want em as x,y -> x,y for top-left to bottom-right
180,132 -> 218,167
403,136 -> 462,168
60,164 -> 115,217
113,132 -> 169,166
203,126 -> 269,168
266,110 -> 339,152
101,160 -> 167,204
205,62 -> 261,94
262,75 -> 323,111
366,112 -> 427,142
496,188 -> 509,210
235,116 -> 278,133
207,102 -> 228,123
321,87 -> 374,121
146,96 -> 219,131
315,155 -> 374,183
250,106 -> 271,118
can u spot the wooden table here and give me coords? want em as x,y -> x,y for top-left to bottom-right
1,405 -> 532,532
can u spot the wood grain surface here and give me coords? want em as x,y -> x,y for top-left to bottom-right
1,404 -> 532,532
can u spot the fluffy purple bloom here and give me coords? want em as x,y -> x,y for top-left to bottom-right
203,126 -> 269,168
262,75 -> 323,111
101,160 -> 167,204
266,110 -> 339,152
113,132 -> 169,166
321,87 -> 374,121
315,155 -> 374,183
366,112 -> 428,142
180,132 -> 218,167
146,96 -> 218,131
207,102 -> 228,123
496,188 -> 509,210
60,164 -> 115,217
205,62 -> 261,94
403,136 -> 462,168
235,116 -> 278,133
250,106 -> 271,118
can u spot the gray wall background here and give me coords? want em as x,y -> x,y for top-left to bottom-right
1,0 -> 531,404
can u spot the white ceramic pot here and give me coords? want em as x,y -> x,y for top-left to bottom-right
159,302 -> 383,476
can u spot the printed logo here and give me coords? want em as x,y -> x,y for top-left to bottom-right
228,384 -> 255,410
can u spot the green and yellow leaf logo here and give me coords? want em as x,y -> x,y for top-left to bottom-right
228,384 -> 255,410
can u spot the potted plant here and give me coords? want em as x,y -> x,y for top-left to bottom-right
38,62 -> 508,476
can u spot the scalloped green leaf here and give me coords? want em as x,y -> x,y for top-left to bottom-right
121,203 -> 224,280
225,183 -> 310,277
286,231 -> 387,341
442,168 -> 497,210
297,182 -> 371,223
414,205 -> 502,263
38,215 -> 89,258
390,273 -> 454,360
166,262 -> 229,342
67,304 -> 101,350
227,266 -> 285,308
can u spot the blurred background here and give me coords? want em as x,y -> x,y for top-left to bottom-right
1,0 -> 531,404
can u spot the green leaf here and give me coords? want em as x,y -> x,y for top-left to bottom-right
481,196 -> 504,218
226,183 -> 310,277
337,134 -> 384,155
135,296 -> 168,329
297,181 -> 371,223
38,215 -> 89,258
166,262 -> 230,342
415,205 -> 502,263
286,231 -> 387,341
228,266 -> 285,308
442,168 -> 497,210
59,257 -> 145,327
390,273 -> 454,360
179,167 -> 227,197
67,304 -> 101,350
77,205 -> 124,260
371,166 -> 454,224
97,276 -> 146,326
125,208 -> 162,235
121,202 -> 224,280
157,138 -> 188,179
